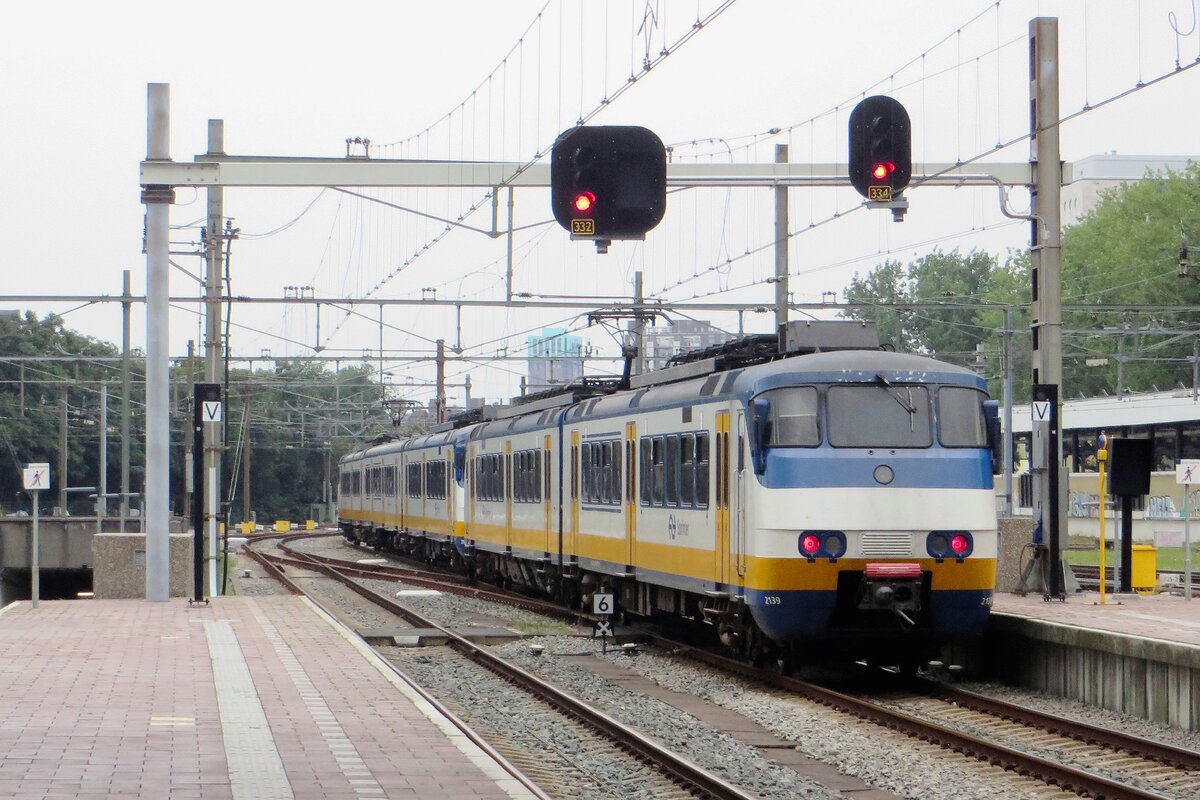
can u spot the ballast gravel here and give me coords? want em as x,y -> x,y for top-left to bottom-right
273,536 -> 1200,798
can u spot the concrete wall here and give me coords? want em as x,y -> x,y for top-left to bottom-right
982,614 -> 1200,732
92,533 -> 194,599
996,517 -> 1037,594
0,516 -> 185,570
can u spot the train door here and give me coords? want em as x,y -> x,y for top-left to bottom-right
504,441 -> 513,550
568,430 -> 580,560
715,411 -> 731,586
445,451 -> 454,535
466,447 -> 475,539
420,453 -> 427,526
624,421 -> 637,566
543,435 -> 553,554
735,411 -> 747,579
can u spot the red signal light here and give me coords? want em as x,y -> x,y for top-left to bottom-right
800,534 -> 821,555
871,161 -> 895,181
950,534 -> 970,555
574,191 -> 596,214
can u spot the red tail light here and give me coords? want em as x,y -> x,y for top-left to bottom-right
800,534 -> 821,555
950,534 -> 970,555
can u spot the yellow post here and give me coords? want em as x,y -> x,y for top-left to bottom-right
1098,446 -> 1108,605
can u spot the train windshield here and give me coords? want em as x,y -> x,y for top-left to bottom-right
759,386 -> 820,446
828,382 -> 932,448
937,386 -> 988,447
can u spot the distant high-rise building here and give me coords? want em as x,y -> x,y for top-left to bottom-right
642,319 -> 731,372
1061,154 -> 1196,226
526,328 -> 584,391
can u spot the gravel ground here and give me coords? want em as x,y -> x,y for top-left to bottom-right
385,644 -> 753,800
574,643 -> 1083,800
254,535 -> 1200,798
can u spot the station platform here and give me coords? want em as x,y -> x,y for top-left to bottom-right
993,589 -> 1200,650
983,591 -> 1200,731
0,596 -> 540,799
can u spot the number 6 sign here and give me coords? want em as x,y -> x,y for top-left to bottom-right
592,593 -> 614,615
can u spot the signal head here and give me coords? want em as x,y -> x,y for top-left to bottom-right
848,96 -> 912,200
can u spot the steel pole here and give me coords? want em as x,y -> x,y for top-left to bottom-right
206,120 -> 225,596
31,491 -> 40,609
774,144 -> 789,345
143,83 -> 174,601
121,270 -> 132,522
1030,19 -> 1066,597
1002,308 -> 1014,516
98,384 -> 107,533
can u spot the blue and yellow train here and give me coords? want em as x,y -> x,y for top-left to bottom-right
339,332 -> 1000,667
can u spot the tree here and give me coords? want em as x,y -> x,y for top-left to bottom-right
843,248 -> 1029,398
0,312 -> 142,513
1059,163 -> 1200,397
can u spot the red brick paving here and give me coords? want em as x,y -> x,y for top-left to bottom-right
0,597 -> 532,799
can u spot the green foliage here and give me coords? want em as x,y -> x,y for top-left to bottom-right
0,312 -> 392,522
225,361 -> 390,522
843,248 -> 1029,397
0,312 -> 141,513
842,162 -> 1200,402
1059,163 -> 1200,397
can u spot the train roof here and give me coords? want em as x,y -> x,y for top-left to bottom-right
341,349 -> 986,457
1009,389 -> 1200,433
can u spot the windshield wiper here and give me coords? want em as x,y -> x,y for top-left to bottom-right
875,373 -> 917,430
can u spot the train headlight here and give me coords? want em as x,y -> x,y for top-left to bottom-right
927,531 -> 972,562
822,531 -> 847,560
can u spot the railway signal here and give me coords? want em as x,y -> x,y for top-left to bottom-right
849,96 -> 912,208
550,125 -> 667,252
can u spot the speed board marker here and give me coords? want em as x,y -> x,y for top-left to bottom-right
592,593 -> 614,615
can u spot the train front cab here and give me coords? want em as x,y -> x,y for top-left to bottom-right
735,362 -> 999,664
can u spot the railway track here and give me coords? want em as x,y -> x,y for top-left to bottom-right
642,621 -> 1200,800
250,533 -> 1200,798
244,533 -> 757,800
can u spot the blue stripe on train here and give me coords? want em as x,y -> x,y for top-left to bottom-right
744,587 -> 992,641
759,448 -> 993,490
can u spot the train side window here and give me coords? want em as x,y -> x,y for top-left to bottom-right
639,438 -> 651,505
680,434 -> 695,507
571,444 -> 579,500
651,437 -> 665,505
518,451 -> 525,503
665,435 -> 680,506
612,440 -> 622,505
535,450 -> 543,502
695,433 -> 709,508
581,443 -> 593,503
601,442 -> 612,503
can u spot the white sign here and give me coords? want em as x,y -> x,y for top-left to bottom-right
22,463 -> 50,491
592,593 -> 614,615
1177,460 -> 1200,486
202,401 -> 223,423
1031,401 -> 1052,426
592,620 -> 613,638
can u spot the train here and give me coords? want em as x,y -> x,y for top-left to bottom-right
338,324 -> 1001,669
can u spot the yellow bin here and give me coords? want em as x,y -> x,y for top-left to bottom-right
1132,544 -> 1157,594
274,520 -> 291,533
305,520 -> 316,531
240,521 -> 255,535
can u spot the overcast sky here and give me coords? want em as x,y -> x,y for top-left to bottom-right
3,0 -> 1199,405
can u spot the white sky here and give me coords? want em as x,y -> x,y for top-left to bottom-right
2,1 -> 1199,406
